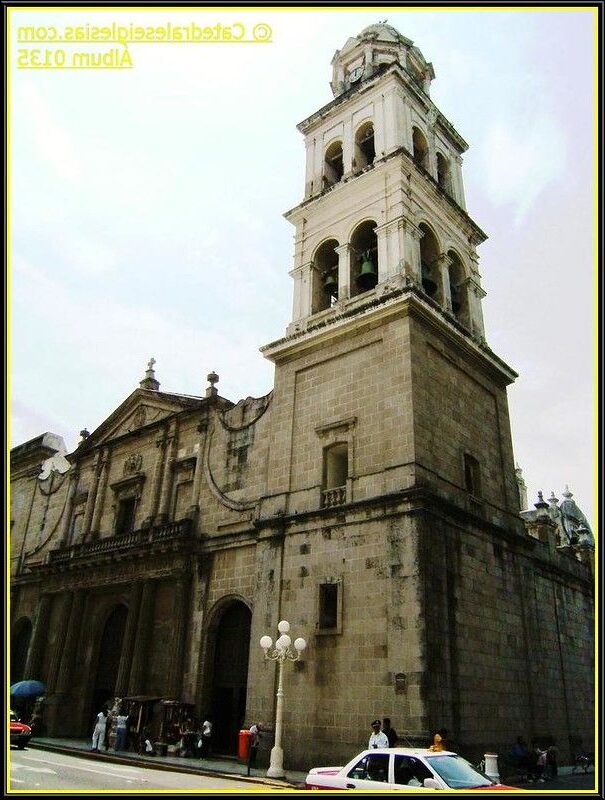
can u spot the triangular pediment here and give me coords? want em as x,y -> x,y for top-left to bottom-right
72,389 -> 204,454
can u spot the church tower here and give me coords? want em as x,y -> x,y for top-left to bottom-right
257,23 -> 541,763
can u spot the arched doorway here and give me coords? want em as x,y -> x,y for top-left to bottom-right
91,605 -> 128,718
209,602 -> 251,755
11,617 -> 32,684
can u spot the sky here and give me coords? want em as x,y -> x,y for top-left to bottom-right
8,6 -> 597,527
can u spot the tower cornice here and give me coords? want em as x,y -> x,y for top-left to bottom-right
261,285 -> 517,387
284,144 -> 487,247
298,63 -> 468,153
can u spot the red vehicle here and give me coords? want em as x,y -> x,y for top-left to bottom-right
10,710 -> 32,749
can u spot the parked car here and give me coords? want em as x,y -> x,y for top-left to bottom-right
304,747 -> 515,790
10,710 -> 32,749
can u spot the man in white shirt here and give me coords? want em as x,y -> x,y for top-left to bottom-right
369,719 -> 389,749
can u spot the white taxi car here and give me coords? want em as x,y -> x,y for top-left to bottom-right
304,747 -> 514,790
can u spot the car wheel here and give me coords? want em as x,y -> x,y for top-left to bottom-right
18,743 -> 26,750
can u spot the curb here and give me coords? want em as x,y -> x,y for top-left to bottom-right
27,741 -> 300,789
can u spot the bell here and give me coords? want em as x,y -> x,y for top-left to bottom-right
357,256 -> 377,290
323,271 -> 338,297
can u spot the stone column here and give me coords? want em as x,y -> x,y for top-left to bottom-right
144,433 -> 168,526
402,101 -> 413,151
90,449 -> 110,539
156,422 -> 178,524
402,221 -> 422,285
127,580 -> 157,695
383,87 -> 400,154
290,261 -> 313,321
453,155 -> 466,210
304,137 -> 315,198
342,116 -> 354,177
437,253 -> 453,311
47,590 -> 86,736
45,592 -> 73,693
23,594 -> 52,680
166,576 -> 191,699
374,220 -> 400,281
114,583 -> 143,695
59,469 -> 80,546
335,244 -> 351,302
466,266 -> 486,341
81,453 -> 101,540
313,135 -> 323,193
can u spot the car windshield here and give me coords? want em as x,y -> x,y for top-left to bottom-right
427,755 -> 493,788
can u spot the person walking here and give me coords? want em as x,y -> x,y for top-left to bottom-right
91,709 -> 108,751
199,719 -> 212,758
545,743 -> 558,780
248,722 -> 262,773
382,718 -> 398,747
369,719 -> 389,749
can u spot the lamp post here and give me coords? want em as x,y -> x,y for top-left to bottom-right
260,619 -> 306,778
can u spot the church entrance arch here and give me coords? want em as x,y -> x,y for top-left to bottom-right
91,604 -> 128,719
207,600 -> 251,755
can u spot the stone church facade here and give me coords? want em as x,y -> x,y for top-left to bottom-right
10,24 -> 594,769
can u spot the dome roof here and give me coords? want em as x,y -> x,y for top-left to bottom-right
358,23 -> 406,44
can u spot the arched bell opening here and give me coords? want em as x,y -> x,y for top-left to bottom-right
436,152 -> 452,196
350,220 -> 378,298
323,140 -> 344,188
412,126 -> 429,171
312,239 -> 340,313
447,250 -> 469,327
90,604 -> 128,722
419,223 -> 442,304
11,617 -> 32,685
354,121 -> 375,173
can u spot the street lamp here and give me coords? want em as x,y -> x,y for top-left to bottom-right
260,619 -> 307,778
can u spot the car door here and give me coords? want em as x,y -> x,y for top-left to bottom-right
392,754 -> 439,790
344,752 -> 391,789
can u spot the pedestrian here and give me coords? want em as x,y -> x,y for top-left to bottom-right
511,736 -> 530,779
545,743 -> 558,780
199,718 -> 212,758
91,709 -> 108,751
530,743 -> 546,782
248,722 -> 262,773
382,718 -> 398,747
114,709 -> 129,752
428,728 -> 448,751
369,719 -> 389,749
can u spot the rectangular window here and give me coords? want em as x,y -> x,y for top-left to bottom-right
317,580 -> 342,634
115,497 -> 136,535
464,454 -> 481,498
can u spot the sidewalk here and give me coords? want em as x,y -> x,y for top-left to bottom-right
27,737 -> 308,789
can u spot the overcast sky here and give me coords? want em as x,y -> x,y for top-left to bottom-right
9,6 -> 596,526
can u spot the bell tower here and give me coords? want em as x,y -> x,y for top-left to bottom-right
281,22 -> 487,343
259,23 -> 527,757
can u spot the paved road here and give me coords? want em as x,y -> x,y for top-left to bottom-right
517,771 -> 597,791
9,748 -> 273,792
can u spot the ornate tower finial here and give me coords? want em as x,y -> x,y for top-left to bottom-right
548,491 -> 559,507
534,490 -> 549,510
140,357 -> 160,391
79,428 -> 90,443
562,485 -> 573,499
206,371 -> 219,398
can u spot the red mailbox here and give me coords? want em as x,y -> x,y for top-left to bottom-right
238,729 -> 252,760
